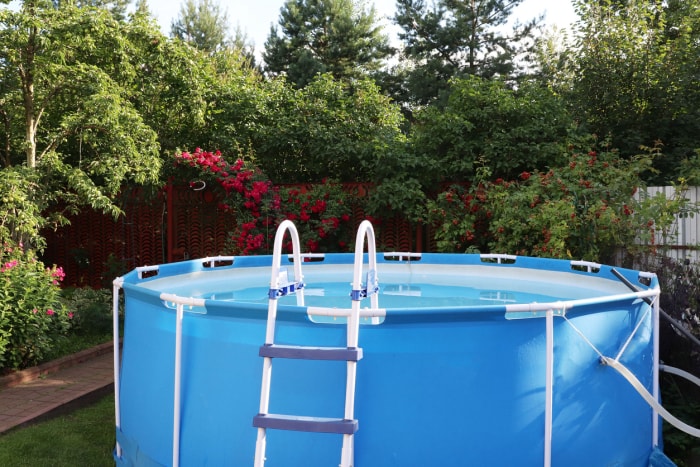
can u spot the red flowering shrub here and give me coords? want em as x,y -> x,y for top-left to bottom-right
274,182 -> 354,254
174,149 -> 354,255
427,141 -> 685,262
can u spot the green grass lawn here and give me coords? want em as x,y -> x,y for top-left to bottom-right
0,393 -> 115,466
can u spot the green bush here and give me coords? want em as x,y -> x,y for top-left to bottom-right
426,139 -> 692,262
410,76 -> 572,186
61,287 -> 114,336
0,242 -> 72,371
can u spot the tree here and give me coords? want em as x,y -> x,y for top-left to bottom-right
0,0 -> 161,246
243,74 -> 405,183
409,75 -> 572,185
393,0 -> 541,107
530,25 -> 575,96
570,0 -> 700,183
72,0 -> 131,21
263,0 -> 391,88
171,0 -> 231,53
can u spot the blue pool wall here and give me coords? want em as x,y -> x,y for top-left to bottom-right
115,253 -> 658,466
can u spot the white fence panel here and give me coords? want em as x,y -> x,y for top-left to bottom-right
641,186 -> 700,262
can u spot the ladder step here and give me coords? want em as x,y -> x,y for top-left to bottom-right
259,344 -> 363,361
253,414 -> 358,434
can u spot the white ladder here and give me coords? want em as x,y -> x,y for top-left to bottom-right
253,220 -> 379,467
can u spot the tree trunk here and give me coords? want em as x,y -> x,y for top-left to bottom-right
24,87 -> 36,168
22,2 -> 38,168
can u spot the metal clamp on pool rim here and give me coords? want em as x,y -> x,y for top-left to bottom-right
351,269 -> 378,301
268,268 -> 305,300
268,281 -> 305,299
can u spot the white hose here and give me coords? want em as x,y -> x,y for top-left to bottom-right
601,357 -> 700,438
661,364 -> 700,387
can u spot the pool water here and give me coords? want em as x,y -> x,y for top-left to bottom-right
144,261 -> 631,311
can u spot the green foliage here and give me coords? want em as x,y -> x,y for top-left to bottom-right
0,243 -> 71,372
264,0 -> 391,88
123,18 -> 222,154
78,0 -> 131,22
248,74 -> 405,184
366,174 -> 427,223
531,26 -> 575,96
425,139 -> 689,263
410,76 -> 572,185
171,0 -> 232,54
61,287 -> 114,336
642,254 -> 700,465
571,0 -> 700,183
393,0 -> 541,106
0,2 -> 160,169
0,1 -> 162,249
0,167 -> 50,250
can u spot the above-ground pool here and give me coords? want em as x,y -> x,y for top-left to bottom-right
113,223 -> 667,466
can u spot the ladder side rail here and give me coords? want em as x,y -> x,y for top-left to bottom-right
341,220 -> 378,467
255,220 -> 305,467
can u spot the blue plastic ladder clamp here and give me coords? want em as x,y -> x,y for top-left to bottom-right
253,220 -> 379,467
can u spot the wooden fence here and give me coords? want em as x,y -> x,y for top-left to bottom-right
40,184 -> 700,288
41,184 -> 420,288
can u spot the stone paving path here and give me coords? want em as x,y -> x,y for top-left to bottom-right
0,342 -> 115,434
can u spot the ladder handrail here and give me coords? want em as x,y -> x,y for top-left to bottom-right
265,220 -> 305,345
255,220 -> 379,467
351,220 -> 379,313
341,220 -> 379,467
255,220 -> 306,467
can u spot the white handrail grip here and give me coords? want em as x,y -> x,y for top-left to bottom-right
287,253 -> 326,260
201,256 -> 236,267
570,260 -> 602,272
160,293 -> 206,308
136,265 -> 159,279
383,252 -> 422,261
480,253 -> 517,264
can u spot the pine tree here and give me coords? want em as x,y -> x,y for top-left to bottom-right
171,0 -> 231,53
393,0 -> 541,106
263,0 -> 391,88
